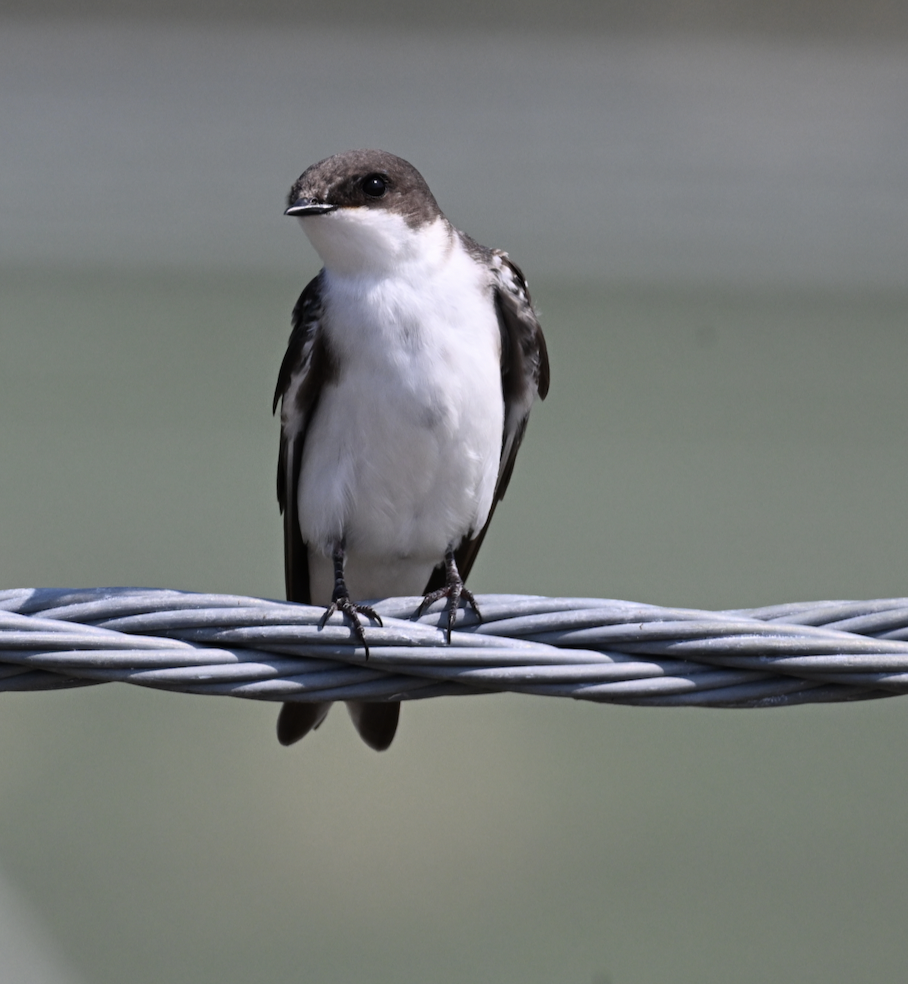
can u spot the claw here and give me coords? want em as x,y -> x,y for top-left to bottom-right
416,548 -> 482,642
318,542 -> 382,657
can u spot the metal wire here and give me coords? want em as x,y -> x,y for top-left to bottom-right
2,588 -> 908,708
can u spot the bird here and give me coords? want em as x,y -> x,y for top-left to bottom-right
273,149 -> 549,751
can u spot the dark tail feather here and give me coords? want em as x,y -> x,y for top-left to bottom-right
276,701 -> 331,746
345,701 -> 400,751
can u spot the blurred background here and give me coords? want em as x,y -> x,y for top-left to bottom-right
2,2 -> 908,982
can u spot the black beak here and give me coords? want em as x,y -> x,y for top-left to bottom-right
284,198 -> 337,217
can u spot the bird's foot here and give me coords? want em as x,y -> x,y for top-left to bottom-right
415,549 -> 481,642
318,542 -> 383,658
318,596 -> 383,657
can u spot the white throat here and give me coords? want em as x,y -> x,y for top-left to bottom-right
298,209 -> 451,277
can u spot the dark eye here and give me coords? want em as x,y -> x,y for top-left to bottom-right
361,174 -> 387,198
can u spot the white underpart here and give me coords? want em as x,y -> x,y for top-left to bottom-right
296,208 -> 504,604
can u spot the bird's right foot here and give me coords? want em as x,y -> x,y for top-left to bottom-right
318,596 -> 383,654
318,541 -> 383,657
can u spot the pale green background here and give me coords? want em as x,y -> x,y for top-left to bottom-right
2,8 -> 908,984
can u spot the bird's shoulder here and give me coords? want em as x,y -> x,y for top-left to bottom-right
482,244 -> 550,404
273,270 -> 338,421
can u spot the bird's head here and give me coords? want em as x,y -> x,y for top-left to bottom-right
286,150 -> 445,274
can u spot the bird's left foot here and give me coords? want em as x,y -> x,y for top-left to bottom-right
415,548 -> 481,642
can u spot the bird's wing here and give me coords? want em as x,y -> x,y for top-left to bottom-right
274,271 -> 336,604
426,250 -> 550,591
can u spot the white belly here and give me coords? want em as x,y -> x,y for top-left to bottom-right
297,257 -> 503,603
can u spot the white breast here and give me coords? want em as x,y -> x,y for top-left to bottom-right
296,213 -> 503,602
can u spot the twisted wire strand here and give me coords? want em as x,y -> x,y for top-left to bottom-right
2,588 -> 908,708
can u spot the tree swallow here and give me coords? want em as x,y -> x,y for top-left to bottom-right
274,150 -> 549,751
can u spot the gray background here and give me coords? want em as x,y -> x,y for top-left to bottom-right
2,5 -> 908,984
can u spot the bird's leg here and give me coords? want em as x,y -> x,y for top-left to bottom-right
318,540 -> 383,657
416,547 -> 481,643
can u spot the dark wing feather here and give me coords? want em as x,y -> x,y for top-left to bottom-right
275,272 -> 344,746
425,251 -> 549,592
274,271 -> 337,604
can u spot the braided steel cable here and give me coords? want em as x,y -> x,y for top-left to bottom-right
2,588 -> 908,708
